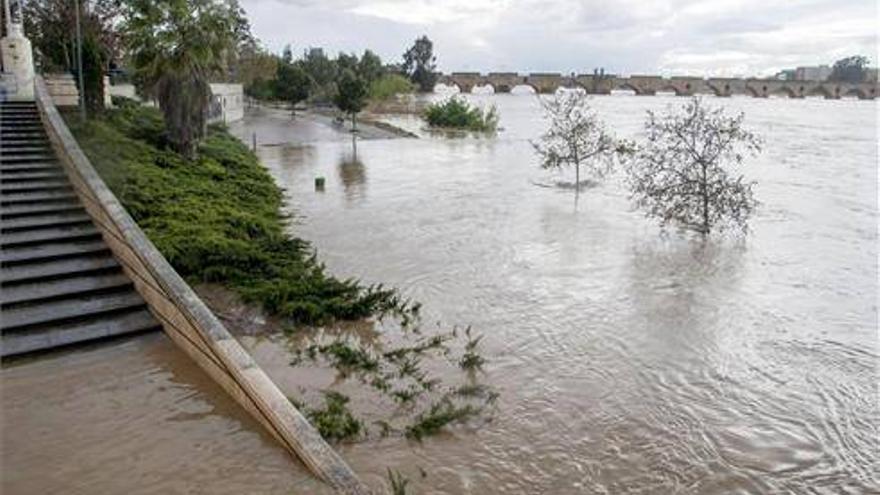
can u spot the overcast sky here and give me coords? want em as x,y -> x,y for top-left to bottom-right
239,0 -> 878,77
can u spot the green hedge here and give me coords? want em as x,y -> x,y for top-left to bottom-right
67,104 -> 409,325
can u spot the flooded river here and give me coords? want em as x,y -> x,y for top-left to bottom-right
231,93 -> 878,493
2,93 -> 875,494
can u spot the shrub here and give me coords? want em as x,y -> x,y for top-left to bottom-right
368,74 -> 415,101
423,97 -> 498,131
65,105 -> 413,325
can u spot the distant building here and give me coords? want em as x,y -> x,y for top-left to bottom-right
794,65 -> 832,81
774,69 -> 796,80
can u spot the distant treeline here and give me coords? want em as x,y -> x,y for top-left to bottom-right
241,36 -> 439,108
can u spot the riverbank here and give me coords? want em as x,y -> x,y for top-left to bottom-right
247,102 -> 418,142
66,102 -> 494,451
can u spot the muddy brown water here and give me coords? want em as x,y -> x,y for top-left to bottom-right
230,95 -> 878,493
2,94 -> 876,494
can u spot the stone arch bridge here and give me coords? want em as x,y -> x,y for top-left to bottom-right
436,73 -> 878,100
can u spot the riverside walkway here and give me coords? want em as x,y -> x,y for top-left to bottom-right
0,100 -> 160,357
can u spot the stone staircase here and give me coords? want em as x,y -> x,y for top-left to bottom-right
0,101 -> 160,357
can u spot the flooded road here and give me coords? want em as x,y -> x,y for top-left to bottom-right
1,333 -> 334,495
231,94 -> 878,493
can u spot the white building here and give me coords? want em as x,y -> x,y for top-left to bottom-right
794,66 -> 832,81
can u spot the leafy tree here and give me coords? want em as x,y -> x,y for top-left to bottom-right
275,60 -> 311,115
333,70 -> 368,130
123,0 -> 238,158
402,35 -> 437,92
358,49 -> 384,84
624,97 -> 762,235
335,52 -> 359,75
301,47 -> 336,88
532,91 -> 622,191
828,55 -> 871,83
237,47 -> 279,93
24,0 -> 121,113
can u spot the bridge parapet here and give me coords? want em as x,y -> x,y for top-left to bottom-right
436,72 -> 877,99
526,73 -> 563,93
486,72 -> 522,93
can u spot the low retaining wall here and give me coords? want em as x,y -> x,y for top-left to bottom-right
33,76 -> 370,495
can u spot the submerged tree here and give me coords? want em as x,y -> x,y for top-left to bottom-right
334,70 -> 368,130
624,97 -> 762,235
402,35 -> 437,92
532,91 -> 623,191
275,58 -> 311,115
123,0 -> 238,158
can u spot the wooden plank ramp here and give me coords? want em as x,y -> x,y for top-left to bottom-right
1,101 -> 161,357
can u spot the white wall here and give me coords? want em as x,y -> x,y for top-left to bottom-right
208,83 -> 244,124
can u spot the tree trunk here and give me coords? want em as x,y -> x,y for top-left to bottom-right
575,162 -> 580,191
701,161 -> 710,234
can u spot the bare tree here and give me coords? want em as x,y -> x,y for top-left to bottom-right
532,91 -> 622,192
624,97 -> 762,235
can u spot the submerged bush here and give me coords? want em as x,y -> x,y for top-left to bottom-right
303,391 -> 362,442
368,74 -> 415,101
66,105 -> 411,325
423,97 -> 498,131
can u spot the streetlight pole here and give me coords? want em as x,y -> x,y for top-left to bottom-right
74,0 -> 86,120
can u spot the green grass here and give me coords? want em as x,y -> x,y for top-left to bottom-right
303,391 -> 362,442
405,399 -> 480,440
423,97 -> 498,132
387,468 -> 410,495
66,102 -> 411,325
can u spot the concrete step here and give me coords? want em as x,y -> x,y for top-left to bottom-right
0,290 -> 148,333
0,146 -> 52,155
0,201 -> 83,219
1,212 -> 92,233
1,190 -> 78,206
0,153 -> 57,163
1,181 -> 71,194
1,272 -> 130,307
0,117 -> 41,123
0,308 -> 160,358
0,223 -> 101,248
0,163 -> 61,175
1,253 -> 118,285
1,238 -> 107,265
0,133 -> 47,140
0,171 -> 66,182
0,126 -> 44,133
0,139 -> 50,147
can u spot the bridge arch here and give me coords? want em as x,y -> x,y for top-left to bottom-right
657,84 -> 684,96
612,82 -> 641,95
842,87 -> 869,99
472,83 -> 496,94
511,84 -> 538,94
768,85 -> 797,98
433,82 -> 462,93
805,85 -> 832,99
706,82 -> 732,97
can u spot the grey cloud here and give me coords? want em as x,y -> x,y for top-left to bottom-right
239,0 -> 877,76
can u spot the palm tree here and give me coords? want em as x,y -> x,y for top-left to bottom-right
123,0 -> 237,158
